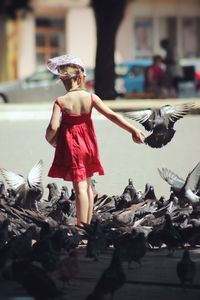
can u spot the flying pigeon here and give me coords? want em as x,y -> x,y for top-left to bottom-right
158,161 -> 200,205
0,160 -> 44,210
124,102 -> 195,148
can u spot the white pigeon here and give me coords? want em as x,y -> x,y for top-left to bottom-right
0,160 -> 44,209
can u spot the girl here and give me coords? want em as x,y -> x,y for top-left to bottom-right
45,54 -> 145,226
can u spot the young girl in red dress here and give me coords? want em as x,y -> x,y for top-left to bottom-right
45,54 -> 144,226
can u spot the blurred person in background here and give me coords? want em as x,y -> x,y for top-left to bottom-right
160,38 -> 183,97
144,55 -> 166,98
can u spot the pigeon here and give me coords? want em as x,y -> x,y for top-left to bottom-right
115,230 -> 147,267
46,183 -> 60,204
7,225 -> 37,259
91,178 -> 98,196
122,178 -> 137,201
124,102 -> 195,148
60,185 -> 70,201
0,160 -> 44,210
86,249 -> 126,300
39,222 -> 53,241
31,233 -> 59,272
49,249 -> 79,287
142,183 -> 158,201
69,188 -> 76,201
159,214 -> 183,256
177,221 -> 200,247
177,249 -> 196,286
83,219 -> 107,261
4,259 -> 61,300
0,181 -> 7,199
0,219 -> 10,250
158,161 -> 200,205
5,188 -> 16,206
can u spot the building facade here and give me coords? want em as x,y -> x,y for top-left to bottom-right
1,0 -> 200,82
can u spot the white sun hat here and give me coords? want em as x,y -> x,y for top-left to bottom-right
47,54 -> 86,76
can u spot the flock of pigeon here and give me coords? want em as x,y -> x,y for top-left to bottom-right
0,102 -> 199,299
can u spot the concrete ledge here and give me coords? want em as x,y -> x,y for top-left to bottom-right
105,98 -> 200,113
0,98 -> 200,114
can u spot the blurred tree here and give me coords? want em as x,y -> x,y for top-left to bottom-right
0,0 -> 32,19
91,0 -> 128,99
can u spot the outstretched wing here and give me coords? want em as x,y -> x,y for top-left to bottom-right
161,102 -> 195,127
124,109 -> 153,131
184,161 -> 200,192
27,160 -> 43,188
0,168 -> 25,190
158,167 -> 185,190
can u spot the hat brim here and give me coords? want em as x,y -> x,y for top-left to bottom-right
47,54 -> 86,76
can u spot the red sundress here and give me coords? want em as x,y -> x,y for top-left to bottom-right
48,94 -> 104,182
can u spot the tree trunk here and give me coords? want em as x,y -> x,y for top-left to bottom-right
92,0 -> 127,99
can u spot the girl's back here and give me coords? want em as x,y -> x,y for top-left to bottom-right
57,90 -> 92,115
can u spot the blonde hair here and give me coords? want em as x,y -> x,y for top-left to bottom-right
58,64 -> 85,89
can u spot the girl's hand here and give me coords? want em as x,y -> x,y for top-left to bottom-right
132,129 -> 145,144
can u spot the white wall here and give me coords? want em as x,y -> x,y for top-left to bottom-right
116,2 -> 134,62
18,13 -> 36,79
116,0 -> 200,61
67,7 -> 96,68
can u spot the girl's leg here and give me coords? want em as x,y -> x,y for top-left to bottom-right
87,178 -> 94,224
73,180 -> 89,226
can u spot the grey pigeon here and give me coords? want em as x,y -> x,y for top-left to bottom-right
177,249 -> 196,286
46,183 -> 60,204
159,214 -> 183,256
124,102 -> 195,148
7,225 -> 37,259
86,249 -> 126,300
158,161 -> 200,205
142,183 -> 157,201
122,178 -> 137,200
0,219 -> 10,250
5,259 -> 61,300
83,219 -> 107,261
6,188 -> 16,206
0,160 -> 44,210
69,188 -> 76,201
0,181 -> 7,199
115,230 -> 147,267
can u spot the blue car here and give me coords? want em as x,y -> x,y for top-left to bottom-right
115,59 -> 152,95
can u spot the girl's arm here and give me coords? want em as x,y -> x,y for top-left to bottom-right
92,94 -> 145,144
45,103 -> 61,147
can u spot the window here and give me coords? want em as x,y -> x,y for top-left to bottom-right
35,17 -> 65,65
134,18 -> 153,58
182,17 -> 200,57
128,66 -> 145,78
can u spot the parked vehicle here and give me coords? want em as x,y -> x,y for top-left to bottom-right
0,66 -> 94,103
83,60 -> 153,96
115,58 -> 200,98
179,58 -> 200,97
115,59 -> 152,95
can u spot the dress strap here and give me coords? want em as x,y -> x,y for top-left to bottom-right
55,98 -> 62,110
90,94 -> 94,113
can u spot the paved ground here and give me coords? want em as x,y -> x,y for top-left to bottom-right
0,99 -> 200,300
0,246 -> 200,300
